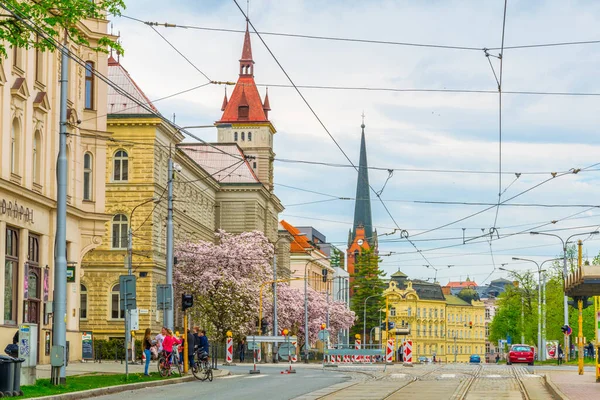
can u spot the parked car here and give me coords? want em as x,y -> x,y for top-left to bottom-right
507,344 -> 535,365
469,354 -> 481,363
417,356 -> 429,363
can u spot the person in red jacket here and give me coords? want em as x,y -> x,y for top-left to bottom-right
162,328 -> 181,363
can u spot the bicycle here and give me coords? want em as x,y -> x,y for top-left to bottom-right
191,349 -> 213,382
158,346 -> 183,377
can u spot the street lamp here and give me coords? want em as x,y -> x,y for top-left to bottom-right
363,294 -> 380,344
529,230 -> 599,359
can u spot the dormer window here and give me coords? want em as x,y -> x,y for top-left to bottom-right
238,105 -> 249,119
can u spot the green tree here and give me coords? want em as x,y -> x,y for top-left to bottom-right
0,0 -> 124,57
350,249 -> 386,341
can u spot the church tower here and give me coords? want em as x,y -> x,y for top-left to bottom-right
347,121 -> 378,277
216,22 -> 276,189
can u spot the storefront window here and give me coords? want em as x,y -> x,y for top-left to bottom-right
4,228 -> 19,324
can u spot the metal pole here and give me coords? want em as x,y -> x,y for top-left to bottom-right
184,311 -> 189,373
363,299 -> 367,344
51,38 -> 69,385
326,281 -> 330,330
542,272 -> 547,361
521,297 -> 525,344
563,245 -> 569,361
165,157 -> 174,329
537,267 -> 542,361
304,262 -> 309,363
577,240 -> 584,375
273,253 -> 278,363
124,299 -> 128,378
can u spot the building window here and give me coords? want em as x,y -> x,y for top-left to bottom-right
435,309 -> 438,318
248,132 -> 252,141
33,131 -> 41,184
111,284 -> 125,319
85,61 -> 94,109
80,284 -> 88,320
83,152 -> 93,200
25,236 -> 41,324
485,308 -> 490,319
238,105 -> 249,119
241,132 -> 245,141
4,228 -> 19,324
407,307 -> 412,317
234,132 -> 238,141
113,150 -> 129,181
111,214 -> 128,249
10,119 -> 20,174
390,307 -> 396,317
417,308 -> 421,318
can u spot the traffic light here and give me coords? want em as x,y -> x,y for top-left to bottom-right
181,294 -> 193,311
469,321 -> 473,329
322,268 -> 328,283
568,296 -> 592,309
561,325 -> 570,334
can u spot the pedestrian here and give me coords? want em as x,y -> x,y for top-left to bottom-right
4,330 -> 19,357
495,353 -> 500,364
155,327 -> 166,353
143,328 -> 152,376
187,329 -> 196,368
557,344 -> 564,365
238,338 -> 246,363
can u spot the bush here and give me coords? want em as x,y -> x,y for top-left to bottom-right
93,339 -> 143,361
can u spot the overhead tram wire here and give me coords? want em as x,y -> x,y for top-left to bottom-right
231,0 -> 437,269
0,2 -> 244,166
125,15 -> 600,52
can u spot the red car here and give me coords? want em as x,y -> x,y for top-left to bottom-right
507,344 -> 535,365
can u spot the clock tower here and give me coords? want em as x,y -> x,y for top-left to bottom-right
347,121 -> 377,278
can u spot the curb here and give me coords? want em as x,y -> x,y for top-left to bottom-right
542,373 -> 570,400
30,369 -> 230,400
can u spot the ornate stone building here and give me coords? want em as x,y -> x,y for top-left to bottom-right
81,21 -> 285,340
0,19 -> 113,362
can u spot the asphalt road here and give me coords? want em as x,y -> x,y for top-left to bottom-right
93,364 -> 351,400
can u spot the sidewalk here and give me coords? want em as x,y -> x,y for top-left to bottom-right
538,368 -> 600,400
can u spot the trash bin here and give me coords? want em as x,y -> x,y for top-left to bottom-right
12,357 -> 25,396
0,355 -> 15,397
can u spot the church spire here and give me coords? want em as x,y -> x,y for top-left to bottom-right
352,119 -> 373,246
239,21 -> 255,76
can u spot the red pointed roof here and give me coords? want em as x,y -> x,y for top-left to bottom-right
240,22 -> 253,63
217,23 -> 269,123
221,89 -> 228,111
263,89 -> 271,111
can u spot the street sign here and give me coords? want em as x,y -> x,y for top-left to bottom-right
278,343 -> 296,358
119,275 -> 136,311
566,326 -> 573,336
247,341 -> 260,350
247,335 -> 296,343
507,335 -> 512,345
318,330 -> 330,341
156,284 -> 172,310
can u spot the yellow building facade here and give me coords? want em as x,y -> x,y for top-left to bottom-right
383,271 -> 485,362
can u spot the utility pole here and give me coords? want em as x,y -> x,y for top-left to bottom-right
273,252 -> 278,363
577,240 -> 584,375
165,157 -> 174,329
521,297 -> 525,345
51,35 -> 69,386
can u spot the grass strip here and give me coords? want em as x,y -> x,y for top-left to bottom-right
21,372 -> 179,398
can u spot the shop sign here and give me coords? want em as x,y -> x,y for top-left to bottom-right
0,199 -> 34,223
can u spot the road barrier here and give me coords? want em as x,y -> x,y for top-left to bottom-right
225,338 -> 233,364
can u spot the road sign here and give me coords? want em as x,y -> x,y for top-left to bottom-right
278,343 -> 296,359
507,335 -> 512,345
318,330 -> 330,341
119,275 -> 136,310
156,284 -> 172,310
247,341 -> 260,350
247,335 -> 297,343
566,326 -> 573,336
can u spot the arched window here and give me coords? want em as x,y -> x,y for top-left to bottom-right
80,284 -> 88,319
33,131 -> 41,184
234,132 -> 238,141
111,284 -> 124,319
241,132 -> 245,141
10,119 -> 20,174
83,152 -> 93,200
111,214 -> 128,249
85,61 -> 94,109
113,150 -> 128,181
248,131 -> 252,141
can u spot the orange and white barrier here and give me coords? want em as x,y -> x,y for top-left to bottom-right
291,340 -> 297,362
386,339 -> 394,363
403,340 -> 413,364
225,338 -> 233,363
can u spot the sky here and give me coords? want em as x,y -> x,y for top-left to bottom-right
111,0 -> 600,285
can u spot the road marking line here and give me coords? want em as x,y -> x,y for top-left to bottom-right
247,374 -> 267,379
485,374 -> 502,378
441,374 -> 456,378
391,373 -> 407,378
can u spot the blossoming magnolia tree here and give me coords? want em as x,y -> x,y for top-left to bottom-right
262,284 -> 355,347
174,230 -> 273,343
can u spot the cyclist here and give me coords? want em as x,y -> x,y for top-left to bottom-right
162,328 -> 181,367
